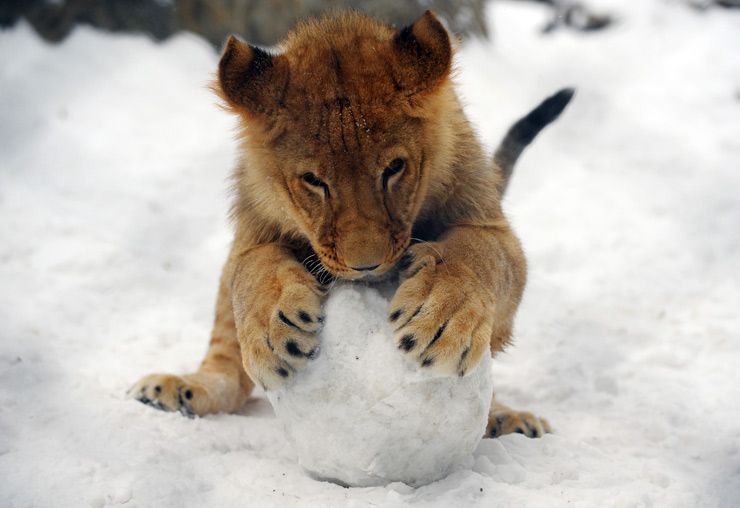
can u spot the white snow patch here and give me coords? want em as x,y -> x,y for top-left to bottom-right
1,1 -> 739,506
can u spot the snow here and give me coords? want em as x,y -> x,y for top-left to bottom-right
267,284 -> 493,488
1,1 -> 739,506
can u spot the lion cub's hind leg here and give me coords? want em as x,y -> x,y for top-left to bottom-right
486,394 -> 551,439
128,269 -> 254,417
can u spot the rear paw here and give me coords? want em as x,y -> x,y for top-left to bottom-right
127,373 -> 203,417
487,410 -> 551,438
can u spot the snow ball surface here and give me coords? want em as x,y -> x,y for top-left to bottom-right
266,283 -> 493,487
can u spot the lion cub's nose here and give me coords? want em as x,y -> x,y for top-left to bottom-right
337,224 -> 388,274
351,264 -> 380,272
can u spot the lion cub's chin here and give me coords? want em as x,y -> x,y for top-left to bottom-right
343,270 -> 397,284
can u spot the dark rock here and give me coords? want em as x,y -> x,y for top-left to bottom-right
686,0 -> 740,9
1,0 -> 488,49
526,1 -> 614,34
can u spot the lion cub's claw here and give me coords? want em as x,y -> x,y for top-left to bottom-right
390,244 -> 493,377
242,281 -> 324,391
127,373 -> 202,417
487,410 -> 552,438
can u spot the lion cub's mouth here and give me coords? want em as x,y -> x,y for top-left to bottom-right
326,266 -> 398,285
354,271 -> 396,283
316,257 -> 402,283
344,268 -> 394,283
306,240 -> 409,284
331,265 -> 389,282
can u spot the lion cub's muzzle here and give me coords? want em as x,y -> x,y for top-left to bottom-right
334,226 -> 402,279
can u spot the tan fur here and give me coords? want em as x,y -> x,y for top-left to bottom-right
487,394 -> 551,438
129,10 -> 546,438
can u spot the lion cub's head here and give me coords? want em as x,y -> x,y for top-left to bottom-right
216,11 -> 456,279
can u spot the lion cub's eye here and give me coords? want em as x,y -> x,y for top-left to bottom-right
302,172 -> 330,197
382,158 -> 406,191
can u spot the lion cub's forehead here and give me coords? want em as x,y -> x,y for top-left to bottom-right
218,10 -> 452,160
276,98 -> 418,168
280,13 -> 401,109
269,18 -> 417,162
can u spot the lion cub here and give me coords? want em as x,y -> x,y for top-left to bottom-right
130,10 -> 572,438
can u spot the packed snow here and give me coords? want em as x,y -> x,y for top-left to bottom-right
1,1 -> 739,507
267,284 -> 493,488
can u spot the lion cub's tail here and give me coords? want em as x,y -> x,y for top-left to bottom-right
494,88 -> 575,194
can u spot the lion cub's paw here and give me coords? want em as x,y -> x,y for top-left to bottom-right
389,245 -> 493,377
487,410 -> 552,438
127,373 -> 210,417
241,280 -> 324,390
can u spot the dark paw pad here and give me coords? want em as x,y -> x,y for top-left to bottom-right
278,310 -> 303,331
398,334 -> 416,351
525,421 -> 540,437
285,340 -> 318,359
457,346 -> 470,376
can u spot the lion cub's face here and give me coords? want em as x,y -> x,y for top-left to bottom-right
216,11 -> 452,279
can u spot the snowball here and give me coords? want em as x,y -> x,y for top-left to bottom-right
266,283 -> 493,487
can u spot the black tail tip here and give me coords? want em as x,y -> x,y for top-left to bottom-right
493,86 -> 577,192
556,87 -> 576,100
536,87 -> 576,123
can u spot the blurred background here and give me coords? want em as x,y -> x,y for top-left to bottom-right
2,0 -> 736,49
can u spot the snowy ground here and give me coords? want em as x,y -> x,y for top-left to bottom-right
1,1 -> 739,506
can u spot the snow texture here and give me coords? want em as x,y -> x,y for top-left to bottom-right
267,284 -> 493,488
1,1 -> 739,507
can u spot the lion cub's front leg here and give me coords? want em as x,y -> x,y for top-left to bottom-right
390,224 -> 551,439
389,223 -> 525,376
129,243 -> 323,415
129,265 -> 254,417
230,244 -> 325,390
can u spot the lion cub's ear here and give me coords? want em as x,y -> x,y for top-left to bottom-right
216,35 -> 289,119
392,11 -> 452,96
